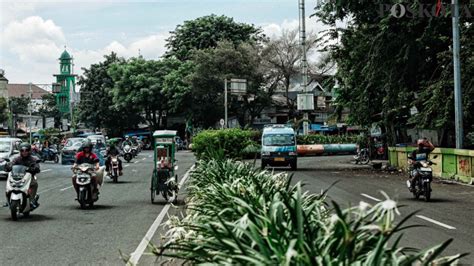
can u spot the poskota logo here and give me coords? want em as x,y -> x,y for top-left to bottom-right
379,1 -> 473,18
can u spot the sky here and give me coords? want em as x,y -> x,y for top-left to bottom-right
0,0 -> 330,85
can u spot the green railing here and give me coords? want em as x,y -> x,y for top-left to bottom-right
388,147 -> 474,184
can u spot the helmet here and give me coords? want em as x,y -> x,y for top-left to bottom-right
19,143 -> 32,151
417,138 -> 426,146
125,135 -> 130,139
81,139 -> 93,151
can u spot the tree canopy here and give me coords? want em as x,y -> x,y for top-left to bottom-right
315,0 -> 473,146
165,14 -> 265,61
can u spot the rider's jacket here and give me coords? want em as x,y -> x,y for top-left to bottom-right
6,155 -> 41,175
75,152 -> 99,164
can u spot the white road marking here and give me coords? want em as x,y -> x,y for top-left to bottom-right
41,169 -> 52,172
148,155 -> 152,158
128,165 -> 195,265
416,215 -> 456,230
39,183 -> 70,194
124,165 -> 130,168
60,185 -> 73,191
134,161 -> 139,164
141,158 -> 146,161
361,193 -> 382,202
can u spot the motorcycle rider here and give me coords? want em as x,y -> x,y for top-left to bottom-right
121,135 -> 133,149
41,139 -> 52,160
408,138 -> 435,191
105,142 -> 123,176
72,140 -> 100,197
5,143 -> 41,208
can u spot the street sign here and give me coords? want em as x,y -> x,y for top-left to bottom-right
297,93 -> 315,111
230,79 -> 247,95
220,119 -> 225,126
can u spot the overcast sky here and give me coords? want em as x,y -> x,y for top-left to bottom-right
0,0 -> 329,85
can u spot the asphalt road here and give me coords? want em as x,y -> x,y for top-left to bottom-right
1,153 -> 472,264
0,150 -> 195,265
274,156 -> 474,264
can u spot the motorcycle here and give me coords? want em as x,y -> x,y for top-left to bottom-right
5,164 -> 37,220
107,155 -> 120,183
407,156 -> 437,201
354,147 -> 370,164
39,146 -> 60,163
131,145 -> 138,157
123,145 -> 133,162
72,163 -> 99,209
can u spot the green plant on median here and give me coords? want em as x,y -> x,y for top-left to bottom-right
153,159 -> 466,265
192,128 -> 259,160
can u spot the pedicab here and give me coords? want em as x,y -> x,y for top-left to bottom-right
150,130 -> 179,203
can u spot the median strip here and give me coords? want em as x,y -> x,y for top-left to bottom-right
128,165 -> 194,265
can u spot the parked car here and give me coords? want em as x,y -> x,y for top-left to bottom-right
61,138 -> 86,165
0,138 -> 21,178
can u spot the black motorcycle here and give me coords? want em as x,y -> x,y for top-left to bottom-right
37,146 -> 59,163
408,156 -> 437,201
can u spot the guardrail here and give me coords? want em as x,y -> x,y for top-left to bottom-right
389,147 -> 474,184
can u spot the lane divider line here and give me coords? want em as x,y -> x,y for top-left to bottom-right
39,182 -> 71,194
128,164 -> 195,265
41,169 -> 52,173
416,215 -> 456,230
134,161 -> 139,164
124,165 -> 130,168
60,185 -> 73,192
141,158 -> 146,161
361,193 -> 382,202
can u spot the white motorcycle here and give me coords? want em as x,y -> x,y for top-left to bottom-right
108,155 -> 120,183
123,145 -> 133,162
5,165 -> 36,220
73,163 -> 100,209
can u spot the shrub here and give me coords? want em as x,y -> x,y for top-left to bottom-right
153,160 -> 466,265
192,129 -> 259,160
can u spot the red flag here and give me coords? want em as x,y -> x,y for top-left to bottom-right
435,0 -> 442,16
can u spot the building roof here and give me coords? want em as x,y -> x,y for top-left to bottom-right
7,84 -> 50,99
60,50 -> 72,60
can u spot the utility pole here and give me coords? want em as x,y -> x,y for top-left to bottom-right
28,82 -> 32,143
224,78 -> 228,128
452,0 -> 463,149
299,0 -> 310,135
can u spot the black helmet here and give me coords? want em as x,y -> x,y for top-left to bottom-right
19,143 -> 31,152
81,139 -> 93,151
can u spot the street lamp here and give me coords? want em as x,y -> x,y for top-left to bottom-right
224,78 -> 247,128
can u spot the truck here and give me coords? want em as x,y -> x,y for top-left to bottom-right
261,124 -> 297,170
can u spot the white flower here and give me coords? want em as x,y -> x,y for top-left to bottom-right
381,199 -> 397,210
330,214 -> 339,224
359,201 -> 371,212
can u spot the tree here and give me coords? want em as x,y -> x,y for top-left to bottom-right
108,57 -> 181,130
165,41 -> 277,128
165,14 -> 265,61
261,29 -> 319,117
37,94 -> 62,128
77,52 -> 140,136
0,97 -> 8,124
9,96 -> 29,114
314,0 -> 473,146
